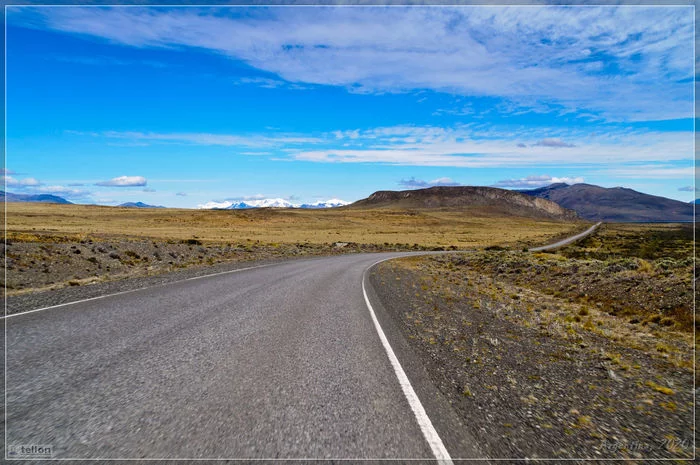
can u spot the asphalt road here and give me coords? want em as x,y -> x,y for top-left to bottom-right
6,252 -> 477,461
528,222 -> 602,252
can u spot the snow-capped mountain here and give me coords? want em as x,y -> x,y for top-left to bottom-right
299,199 -> 350,209
197,198 -> 349,210
228,198 -> 297,209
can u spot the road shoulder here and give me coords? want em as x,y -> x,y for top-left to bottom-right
364,263 -> 487,461
367,253 -> 693,460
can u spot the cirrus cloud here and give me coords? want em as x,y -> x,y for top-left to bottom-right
26,185 -> 92,199
73,124 -> 693,170
3,175 -> 42,187
8,5 -> 694,122
533,138 -> 576,148
95,175 -> 147,187
399,176 -> 460,189
493,175 -> 584,189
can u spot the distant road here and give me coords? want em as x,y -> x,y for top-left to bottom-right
6,253 -> 472,461
528,222 -> 602,252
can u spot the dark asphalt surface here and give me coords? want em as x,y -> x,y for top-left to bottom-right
6,252 -> 474,460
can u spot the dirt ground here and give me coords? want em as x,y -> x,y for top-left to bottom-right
2,233 -> 422,296
370,223 -> 695,460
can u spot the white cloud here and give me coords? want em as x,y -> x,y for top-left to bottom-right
0,174 -> 91,199
32,185 -> 92,199
10,5 -> 693,121
493,175 -> 584,189
91,130 -> 322,148
74,124 -> 693,169
399,177 -> 460,189
678,185 -> 698,192
432,105 -> 475,117
176,191 -> 187,196
235,76 -> 308,90
95,175 -> 147,187
290,125 -> 693,168
3,176 -> 41,187
236,77 -> 286,88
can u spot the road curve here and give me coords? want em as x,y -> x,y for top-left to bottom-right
528,222 -> 602,252
6,252 -> 464,460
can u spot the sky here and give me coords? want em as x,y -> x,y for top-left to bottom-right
5,5 -> 696,208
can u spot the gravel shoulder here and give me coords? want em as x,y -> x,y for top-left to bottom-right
3,235 -> 429,314
369,250 -> 694,460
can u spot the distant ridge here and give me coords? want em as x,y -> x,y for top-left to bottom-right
118,201 -> 165,209
1,190 -> 72,204
198,198 -> 350,209
518,183 -> 694,222
351,186 -> 578,220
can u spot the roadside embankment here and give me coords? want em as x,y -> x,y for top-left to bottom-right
369,222 -> 694,459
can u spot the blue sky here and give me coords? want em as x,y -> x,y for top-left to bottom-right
5,5 -> 695,208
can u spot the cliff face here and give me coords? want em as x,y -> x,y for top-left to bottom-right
353,186 -> 578,220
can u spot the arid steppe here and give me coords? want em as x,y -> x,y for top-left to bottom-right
371,222 -> 695,459
3,202 -> 585,296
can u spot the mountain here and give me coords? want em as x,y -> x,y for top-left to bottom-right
350,186 -> 577,220
229,198 -> 296,209
690,199 -> 699,205
518,183 -> 694,222
197,198 -> 349,209
118,202 -> 165,208
298,199 -> 350,209
1,190 -> 72,204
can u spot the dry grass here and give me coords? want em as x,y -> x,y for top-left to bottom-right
373,251 -> 694,459
5,202 -> 581,248
558,222 -> 696,260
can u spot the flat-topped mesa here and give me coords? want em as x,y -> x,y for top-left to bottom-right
351,186 -> 578,220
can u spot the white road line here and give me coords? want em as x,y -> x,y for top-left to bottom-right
362,259 -> 453,465
3,263 -> 273,319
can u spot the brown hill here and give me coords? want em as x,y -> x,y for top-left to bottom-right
350,186 -> 578,220
518,183 -> 694,222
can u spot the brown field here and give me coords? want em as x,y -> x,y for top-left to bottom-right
4,202 -> 584,248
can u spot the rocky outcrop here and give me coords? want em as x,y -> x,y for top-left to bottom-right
352,186 -> 578,220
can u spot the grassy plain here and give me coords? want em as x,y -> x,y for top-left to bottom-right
3,202 -> 583,296
4,202 -> 582,248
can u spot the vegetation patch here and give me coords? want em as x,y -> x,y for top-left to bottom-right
5,202 -> 581,250
370,222 -> 694,459
3,202 -> 583,296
